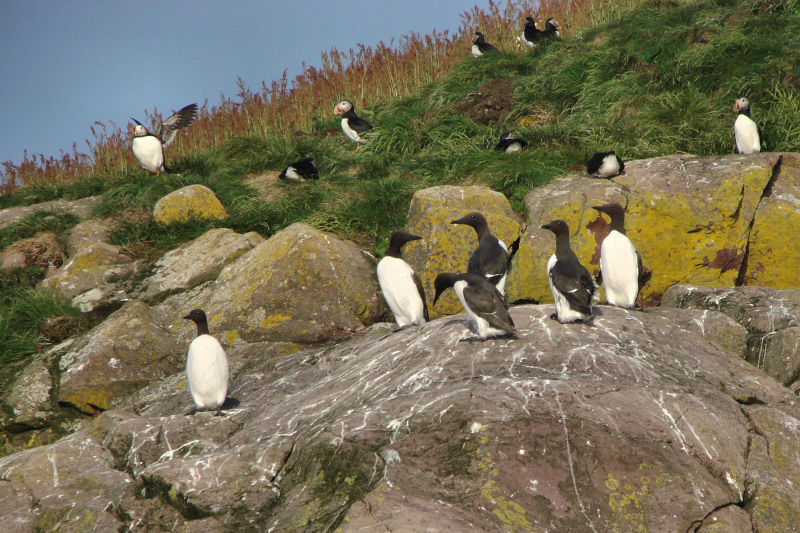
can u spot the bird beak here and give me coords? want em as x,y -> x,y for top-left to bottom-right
733,102 -> 739,112
541,224 -> 551,230
333,104 -> 342,115
591,205 -> 604,212
182,314 -> 191,320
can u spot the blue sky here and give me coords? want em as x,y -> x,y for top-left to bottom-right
0,1 -> 493,167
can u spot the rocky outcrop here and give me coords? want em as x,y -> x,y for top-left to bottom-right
153,185 -> 227,224
65,219 -> 111,256
2,358 -> 54,431
0,197 -> 100,230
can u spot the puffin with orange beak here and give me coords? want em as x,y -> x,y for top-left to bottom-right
733,97 -> 760,154
333,99 -> 372,147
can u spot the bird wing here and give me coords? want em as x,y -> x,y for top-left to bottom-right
468,240 -> 509,279
412,272 -> 429,321
550,261 -> 595,313
158,103 -> 198,147
463,284 -> 516,334
347,116 -> 373,133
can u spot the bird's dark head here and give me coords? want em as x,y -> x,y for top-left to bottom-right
183,308 -> 207,324
451,212 -> 487,228
473,31 -> 484,43
525,15 -> 535,23
541,219 -> 569,236
433,273 -> 459,305
389,230 -> 422,249
592,202 -> 625,218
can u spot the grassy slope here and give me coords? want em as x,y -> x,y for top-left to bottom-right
1,0 -> 799,361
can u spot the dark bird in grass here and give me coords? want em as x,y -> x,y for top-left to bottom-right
279,158 -> 319,182
542,18 -> 562,38
586,151 -> 625,178
495,132 -> 528,153
733,97 -> 761,154
471,31 -> 498,57
433,272 -> 516,341
520,16 -> 539,48
183,309 -> 229,416
451,212 -> 510,296
333,99 -> 372,147
541,219 -> 596,323
377,231 -> 428,330
131,103 -> 197,175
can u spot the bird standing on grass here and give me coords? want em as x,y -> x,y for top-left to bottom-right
471,31 -> 498,57
333,99 -> 372,147
733,97 -> 761,154
451,212 -> 510,296
377,231 -> 429,330
586,151 -> 625,178
520,16 -> 538,48
183,309 -> 229,416
542,18 -> 562,39
541,219 -> 596,323
131,103 -> 197,175
433,272 -> 516,341
592,203 -> 639,309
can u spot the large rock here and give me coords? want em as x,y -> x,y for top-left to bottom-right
66,218 -> 111,256
0,196 -> 100,230
405,185 -> 522,318
510,153 -> 780,306
2,304 -> 798,531
138,228 -> 263,302
153,185 -> 227,224
2,358 -> 54,431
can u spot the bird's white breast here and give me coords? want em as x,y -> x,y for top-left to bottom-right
341,118 -> 364,144
377,257 -> 425,328
734,115 -> 760,154
546,254 -> 589,322
471,44 -> 482,57
596,155 -> 620,177
186,334 -> 229,409
600,230 -> 639,308
132,135 -> 164,172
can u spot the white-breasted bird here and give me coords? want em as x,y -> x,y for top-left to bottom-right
586,151 -> 625,178
279,158 -> 319,182
733,97 -> 761,154
592,203 -> 639,309
451,212 -> 510,296
541,219 -> 596,323
131,103 -> 197,175
333,99 -> 372,147
183,308 -> 229,416
377,231 -> 428,329
472,31 -> 498,57
433,272 -> 516,341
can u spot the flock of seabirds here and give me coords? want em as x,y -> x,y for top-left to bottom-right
127,15 -> 763,415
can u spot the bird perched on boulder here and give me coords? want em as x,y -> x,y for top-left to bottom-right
279,158 -> 319,181
586,151 -> 625,178
541,219 -> 596,323
495,132 -> 528,153
433,272 -> 516,341
733,97 -> 761,154
377,231 -> 428,330
451,212 -> 510,295
471,31 -> 498,57
131,103 -> 197,175
592,203 -> 639,309
183,309 -> 229,416
333,99 -> 372,147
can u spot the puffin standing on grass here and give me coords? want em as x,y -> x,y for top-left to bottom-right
592,203 -> 639,309
333,99 -> 372,147
451,212 -> 510,296
433,272 -> 516,341
495,132 -> 528,153
541,219 -> 596,323
733,97 -> 761,154
520,16 -> 539,48
542,18 -> 562,38
183,309 -> 229,416
471,31 -> 498,57
279,158 -> 319,181
377,231 -> 429,330
586,151 -> 625,178
131,103 -> 197,175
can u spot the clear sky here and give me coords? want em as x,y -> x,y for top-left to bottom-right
0,1 -> 493,167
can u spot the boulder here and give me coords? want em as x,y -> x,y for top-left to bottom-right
405,185 -> 522,318
0,196 -> 100,230
0,232 -> 66,271
138,228 -> 263,302
2,358 -> 54,431
153,185 -> 227,224
66,218 -> 111,256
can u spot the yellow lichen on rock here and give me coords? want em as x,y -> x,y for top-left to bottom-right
153,184 -> 227,224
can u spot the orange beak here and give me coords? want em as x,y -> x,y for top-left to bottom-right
333,104 -> 342,115
733,101 -> 739,112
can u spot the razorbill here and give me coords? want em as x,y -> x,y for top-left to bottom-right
131,103 -> 197,175
472,31 -> 498,57
433,272 -> 516,340
279,158 -> 319,182
592,203 -> 639,309
541,219 -> 596,323
183,308 -> 229,416
586,151 -> 625,178
377,231 -> 429,329
451,212 -> 510,295
733,97 -> 761,154
495,132 -> 528,153
333,99 -> 372,147
520,16 -> 539,48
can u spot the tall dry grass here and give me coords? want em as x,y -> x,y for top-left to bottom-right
0,0 -> 641,193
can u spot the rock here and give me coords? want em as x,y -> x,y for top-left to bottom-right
0,196 -> 100,230
66,219 -> 111,256
2,358 -> 54,431
454,78 -> 517,125
405,185 -> 521,318
138,228 -> 263,302
0,232 -> 66,271
153,185 -> 227,224
58,300 -> 182,415
644,306 -> 748,359
662,284 -> 800,389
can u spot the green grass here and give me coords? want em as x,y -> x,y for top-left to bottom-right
0,210 -> 81,251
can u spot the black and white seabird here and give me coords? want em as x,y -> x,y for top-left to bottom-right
183,309 -> 229,416
279,158 -> 319,182
543,18 -> 562,39
592,203 -> 639,309
586,151 -> 625,178
377,231 -> 429,329
541,219 -> 596,323
433,272 -> 516,340
520,16 -> 539,48
495,132 -> 528,153
333,99 -> 372,147
451,212 -> 510,295
733,97 -> 761,154
472,31 -> 499,57
131,103 -> 198,175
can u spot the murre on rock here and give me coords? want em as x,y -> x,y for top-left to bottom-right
131,103 -> 197,175
333,99 -> 372,147
592,202 -> 639,309
183,308 -> 229,416
472,31 -> 498,57
733,97 -> 761,154
451,212 -> 510,296
377,231 -> 429,329
541,219 -> 596,323
495,132 -> 528,153
279,158 -> 319,182
433,272 -> 516,341
586,151 -> 625,178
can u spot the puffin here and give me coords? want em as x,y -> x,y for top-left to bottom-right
586,151 -> 625,178
333,99 -> 372,147
377,231 -> 429,330
279,158 -> 319,181
183,309 -> 229,416
543,18 -> 562,38
495,132 -> 528,153
451,212 -> 510,295
733,97 -> 761,154
592,203 -> 639,309
472,31 -> 498,57
433,272 -> 516,341
131,103 -> 197,175
520,16 -> 539,48
541,219 -> 596,323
